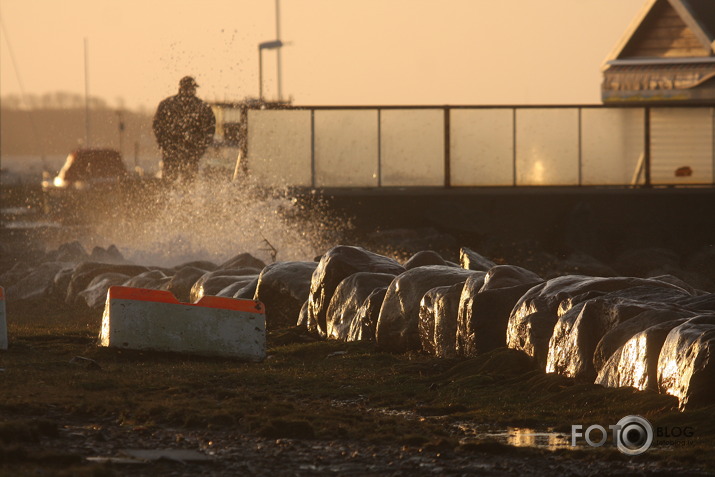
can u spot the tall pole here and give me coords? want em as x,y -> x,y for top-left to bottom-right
84,37 -> 91,147
275,0 -> 282,102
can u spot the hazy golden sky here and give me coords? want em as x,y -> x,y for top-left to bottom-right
1,0 -> 645,110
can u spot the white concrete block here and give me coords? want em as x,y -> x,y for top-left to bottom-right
99,286 -> 265,361
0,287 -> 6,350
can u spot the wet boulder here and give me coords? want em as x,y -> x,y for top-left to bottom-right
174,260 -> 219,272
459,247 -> 496,272
78,272 -> 131,309
419,282 -> 466,358
376,265 -> 478,353
89,245 -> 127,264
190,268 -> 263,303
658,315 -> 715,409
308,246 -> 405,337
66,262 -> 149,306
254,262 -> 318,331
123,269 -> 172,290
506,275 -> 692,370
163,266 -> 210,302
326,272 -> 396,341
456,275 -> 540,357
51,241 -> 90,263
480,265 -> 542,292
218,253 -> 266,271
216,276 -> 259,298
593,306 -> 698,375
231,277 -> 260,300
546,285 -> 694,381
403,250 -> 449,270
52,267 -> 76,302
6,262 -> 72,302
296,300 -> 311,330
347,287 -> 388,342
596,318 -> 689,391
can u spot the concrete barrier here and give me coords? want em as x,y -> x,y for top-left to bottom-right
99,286 -> 266,361
0,287 -> 6,350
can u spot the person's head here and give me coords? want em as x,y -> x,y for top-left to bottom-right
179,76 -> 198,96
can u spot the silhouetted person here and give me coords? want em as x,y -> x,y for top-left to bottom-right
153,76 -> 215,182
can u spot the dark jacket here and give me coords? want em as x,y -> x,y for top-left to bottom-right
152,94 -> 216,161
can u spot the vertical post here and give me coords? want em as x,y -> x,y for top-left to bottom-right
134,141 -> 139,169
444,107 -> 451,188
377,108 -> 382,188
310,109 -> 315,188
275,0 -> 282,102
644,106 -> 652,188
258,48 -> 264,100
578,107 -> 582,186
117,110 -> 125,159
84,37 -> 91,147
512,108 -> 517,187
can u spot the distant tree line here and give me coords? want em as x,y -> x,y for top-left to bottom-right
1,91 -> 115,110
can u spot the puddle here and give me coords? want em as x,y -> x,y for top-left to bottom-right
455,424 -> 574,450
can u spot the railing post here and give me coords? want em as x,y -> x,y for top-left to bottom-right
444,107 -> 451,188
377,108 -> 382,188
310,109 -> 316,188
644,106 -> 652,188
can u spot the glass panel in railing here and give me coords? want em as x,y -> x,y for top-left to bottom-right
581,108 -> 645,186
515,108 -> 579,186
450,108 -> 514,186
380,109 -> 444,186
246,110 -> 312,187
314,110 -> 379,187
651,107 -> 714,185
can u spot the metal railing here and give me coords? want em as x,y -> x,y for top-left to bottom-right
243,104 -> 715,189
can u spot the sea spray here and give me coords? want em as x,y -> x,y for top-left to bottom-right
88,174 -> 347,267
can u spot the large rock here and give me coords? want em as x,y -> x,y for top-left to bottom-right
254,262 -> 318,331
123,269 -> 172,290
51,241 -> 90,263
89,244 -> 127,264
78,272 -> 131,309
658,315 -> 715,409
66,262 -> 149,306
216,276 -> 259,299
506,275 -> 693,370
218,253 -> 266,271
546,285 -> 694,381
190,268 -> 263,303
376,265 -> 478,353
6,262 -> 72,302
457,280 -> 540,357
403,250 -> 449,270
459,247 -> 496,272
593,306 -> 698,374
596,318 -> 689,391
326,272 -> 396,341
480,265 -> 542,292
308,246 -> 404,337
347,287 -> 388,342
419,282 -> 465,358
231,277 -> 260,300
164,266 -> 212,302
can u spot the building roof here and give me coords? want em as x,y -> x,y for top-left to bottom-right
604,0 -> 715,67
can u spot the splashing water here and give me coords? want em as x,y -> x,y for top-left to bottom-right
87,174 -> 347,267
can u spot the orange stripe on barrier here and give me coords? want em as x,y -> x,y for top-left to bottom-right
0,287 -> 4,299
108,286 -> 264,314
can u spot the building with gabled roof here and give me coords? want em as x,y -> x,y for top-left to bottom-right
602,0 -> 715,103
